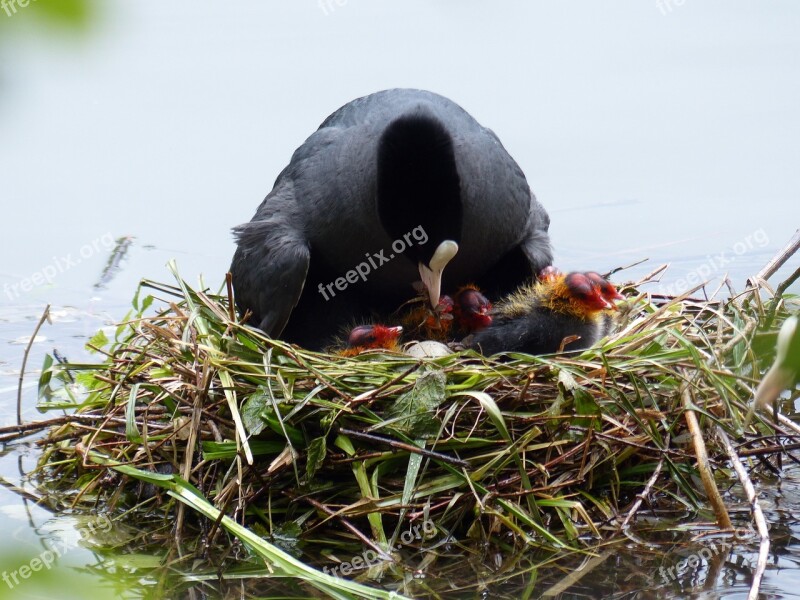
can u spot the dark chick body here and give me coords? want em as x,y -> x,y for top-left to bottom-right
467,273 -> 618,356
230,89 -> 551,349
469,309 -> 603,356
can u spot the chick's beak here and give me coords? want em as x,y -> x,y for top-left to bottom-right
387,325 -> 404,338
601,287 -> 624,310
607,289 -> 625,304
418,240 -> 459,308
589,292 -> 614,311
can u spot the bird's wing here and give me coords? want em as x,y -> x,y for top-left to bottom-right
519,191 -> 553,275
231,208 -> 310,338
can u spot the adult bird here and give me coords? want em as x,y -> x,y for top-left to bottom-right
230,89 -> 552,349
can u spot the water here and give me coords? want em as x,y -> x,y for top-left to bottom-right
1,1 -> 799,597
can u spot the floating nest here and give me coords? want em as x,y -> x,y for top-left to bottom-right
15,254 -> 800,597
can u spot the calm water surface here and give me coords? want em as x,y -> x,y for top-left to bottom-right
1,2 -> 799,597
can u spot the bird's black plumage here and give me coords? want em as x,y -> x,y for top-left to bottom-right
377,114 -> 463,269
230,89 -> 552,349
466,310 -> 603,356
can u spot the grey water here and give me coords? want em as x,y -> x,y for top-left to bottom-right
0,1 -> 798,597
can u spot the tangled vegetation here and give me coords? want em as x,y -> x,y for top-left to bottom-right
8,252 -> 797,598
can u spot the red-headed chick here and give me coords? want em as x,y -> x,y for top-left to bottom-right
452,284 -> 492,333
399,295 -> 454,340
465,272 -> 615,356
338,324 -> 403,356
584,271 -> 625,305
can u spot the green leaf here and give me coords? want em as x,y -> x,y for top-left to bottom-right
263,405 -> 305,446
241,391 -> 269,436
386,369 -> 447,437
140,294 -> 154,314
271,521 -> 303,555
306,436 -> 327,480
86,329 -> 109,352
201,440 -> 285,460
38,353 -> 55,399
75,371 -> 98,389
149,367 -> 174,379
555,369 -> 601,428
125,383 -> 142,443
334,434 -> 356,456
573,387 -> 601,429
454,390 -> 511,441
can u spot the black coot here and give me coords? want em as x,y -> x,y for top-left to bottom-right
231,89 -> 552,348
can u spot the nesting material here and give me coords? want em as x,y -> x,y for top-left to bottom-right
30,263 -> 799,564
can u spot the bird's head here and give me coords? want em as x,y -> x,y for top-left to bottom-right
584,272 -> 625,307
398,293 -> 455,340
425,294 -> 455,328
346,324 -> 404,350
454,284 -> 493,332
563,272 -> 614,312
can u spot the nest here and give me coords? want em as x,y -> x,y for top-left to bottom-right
18,255 -> 800,597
